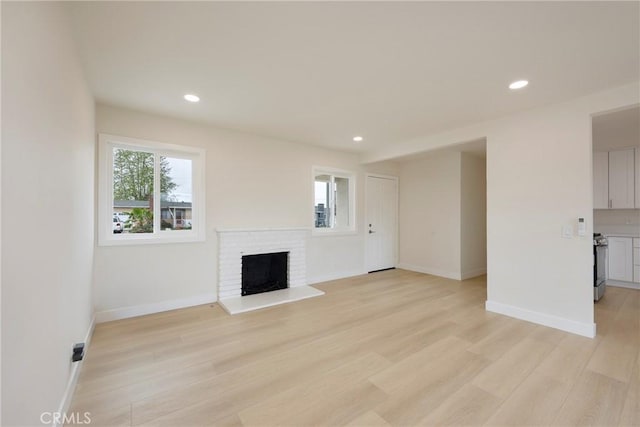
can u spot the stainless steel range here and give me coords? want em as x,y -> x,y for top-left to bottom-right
593,233 -> 607,301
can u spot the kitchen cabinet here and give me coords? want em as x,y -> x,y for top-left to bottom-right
608,149 -> 635,209
608,236 -> 634,282
593,151 -> 609,209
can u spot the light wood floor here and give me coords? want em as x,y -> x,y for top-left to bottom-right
69,269 -> 640,426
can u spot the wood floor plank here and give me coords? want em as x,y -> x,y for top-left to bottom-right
368,335 -> 474,393
586,335 -> 639,383
373,350 -> 489,426
484,372 -> 571,426
553,370 -> 628,426
73,357 -> 216,407
240,380 -> 387,427
131,323 -> 389,424
66,270 -> 640,427
374,320 -> 461,362
534,334 -> 598,385
67,404 -> 131,427
471,337 -> 554,399
418,383 -> 502,426
467,319 -> 536,361
345,411 -> 391,427
618,359 -> 640,426
235,352 -> 391,426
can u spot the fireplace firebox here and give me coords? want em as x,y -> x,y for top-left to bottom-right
241,252 -> 288,296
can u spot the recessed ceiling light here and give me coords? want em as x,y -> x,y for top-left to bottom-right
184,94 -> 200,102
353,136 -> 364,142
509,80 -> 529,90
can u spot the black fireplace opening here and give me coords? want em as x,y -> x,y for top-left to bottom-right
241,252 -> 289,296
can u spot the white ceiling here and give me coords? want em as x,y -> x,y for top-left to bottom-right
67,2 -> 639,154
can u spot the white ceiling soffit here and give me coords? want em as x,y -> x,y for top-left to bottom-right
67,2 -> 640,153
394,138 -> 487,163
592,106 -> 640,151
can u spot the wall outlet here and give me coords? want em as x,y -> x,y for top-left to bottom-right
72,342 -> 85,362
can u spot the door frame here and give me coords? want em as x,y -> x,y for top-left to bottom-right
364,173 -> 400,272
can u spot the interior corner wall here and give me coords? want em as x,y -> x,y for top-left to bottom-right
93,104 -> 398,316
350,83 -> 638,336
460,153 -> 487,279
397,151 -> 462,279
485,104 -> 597,335
1,3 -> 95,425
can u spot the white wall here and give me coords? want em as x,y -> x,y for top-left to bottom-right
461,153 -> 487,279
398,151 -> 462,279
485,106 -> 596,333
397,150 -> 487,281
1,2 -> 4,421
94,104 -> 398,317
364,82 -> 639,337
2,3 -> 95,425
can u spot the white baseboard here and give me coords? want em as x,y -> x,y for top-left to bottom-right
606,280 -> 640,290
95,293 -> 217,323
55,315 -> 96,427
307,269 -> 367,285
485,300 -> 596,338
397,263 -> 462,280
461,267 -> 487,280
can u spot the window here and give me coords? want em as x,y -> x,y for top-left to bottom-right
98,134 -> 205,245
313,167 -> 355,234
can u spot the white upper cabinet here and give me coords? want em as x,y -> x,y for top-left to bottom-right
593,151 -> 609,209
608,149 -> 635,209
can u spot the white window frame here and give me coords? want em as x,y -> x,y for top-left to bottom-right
98,134 -> 206,246
312,166 -> 356,236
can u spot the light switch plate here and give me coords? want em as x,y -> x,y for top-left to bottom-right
562,225 -> 573,239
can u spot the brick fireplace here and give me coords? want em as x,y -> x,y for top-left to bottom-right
216,228 -> 321,313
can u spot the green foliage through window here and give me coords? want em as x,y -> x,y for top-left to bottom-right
112,149 -> 177,201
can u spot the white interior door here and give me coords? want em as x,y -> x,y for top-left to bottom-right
366,175 -> 398,272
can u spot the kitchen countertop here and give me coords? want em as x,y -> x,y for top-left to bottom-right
595,225 -> 640,238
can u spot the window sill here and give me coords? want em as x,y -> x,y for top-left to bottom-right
311,229 -> 358,237
98,231 -> 205,247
